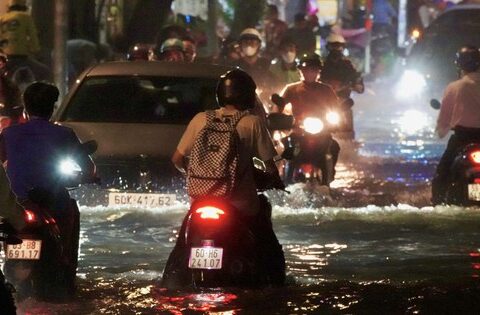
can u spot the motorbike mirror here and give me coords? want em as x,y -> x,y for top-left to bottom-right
267,113 -> 294,130
430,99 -> 441,110
271,93 -> 286,107
82,140 -> 98,154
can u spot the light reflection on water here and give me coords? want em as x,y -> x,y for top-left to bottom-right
14,156 -> 480,313
14,80 -> 480,313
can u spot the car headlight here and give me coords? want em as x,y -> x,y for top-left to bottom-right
395,69 -> 427,99
326,111 -> 340,125
59,158 -> 82,176
303,117 -> 324,134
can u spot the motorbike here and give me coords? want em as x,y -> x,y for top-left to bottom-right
0,222 -> 22,314
431,99 -> 480,206
161,170 -> 285,289
3,140 -> 98,300
269,94 -> 341,186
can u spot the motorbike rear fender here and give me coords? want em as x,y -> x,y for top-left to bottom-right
183,198 -> 256,249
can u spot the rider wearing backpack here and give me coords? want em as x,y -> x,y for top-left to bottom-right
172,69 -> 283,215
172,69 -> 286,283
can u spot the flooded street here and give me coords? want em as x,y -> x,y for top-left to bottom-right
12,79 -> 480,314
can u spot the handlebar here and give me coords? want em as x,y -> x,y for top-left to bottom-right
254,168 -> 289,193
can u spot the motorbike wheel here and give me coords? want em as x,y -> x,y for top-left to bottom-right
0,279 -> 16,315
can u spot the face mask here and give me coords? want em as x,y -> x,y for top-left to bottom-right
281,52 -> 296,64
242,46 -> 258,57
329,49 -> 344,59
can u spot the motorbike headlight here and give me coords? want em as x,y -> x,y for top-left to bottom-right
273,130 -> 282,141
326,111 -> 341,125
59,158 -> 82,176
303,117 -> 324,134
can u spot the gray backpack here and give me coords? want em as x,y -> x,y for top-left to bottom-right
187,110 -> 248,198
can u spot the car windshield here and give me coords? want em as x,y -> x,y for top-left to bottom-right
61,76 -> 219,124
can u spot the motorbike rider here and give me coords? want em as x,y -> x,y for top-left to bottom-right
277,53 -> 341,184
171,69 -> 285,282
231,28 -> 276,97
322,34 -> 364,138
0,52 -> 23,131
0,82 -> 95,266
269,38 -> 301,89
432,46 -> 480,205
152,38 -> 185,62
0,0 -> 51,82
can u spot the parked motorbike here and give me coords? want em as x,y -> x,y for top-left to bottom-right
3,140 -> 98,300
431,99 -> 480,205
161,170 -> 285,289
0,222 -> 22,314
269,94 -> 341,185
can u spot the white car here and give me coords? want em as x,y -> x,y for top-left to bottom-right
53,61 -> 233,207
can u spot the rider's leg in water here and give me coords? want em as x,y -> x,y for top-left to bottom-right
284,159 -> 296,184
253,195 -> 285,285
320,138 -> 340,186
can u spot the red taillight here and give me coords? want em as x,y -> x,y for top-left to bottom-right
469,150 -> 480,164
0,117 -> 12,131
195,206 -> 225,220
24,209 -> 36,223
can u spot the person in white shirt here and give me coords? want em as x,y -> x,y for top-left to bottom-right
432,46 -> 480,205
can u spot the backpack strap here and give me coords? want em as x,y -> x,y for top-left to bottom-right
227,110 -> 249,128
205,110 -> 216,126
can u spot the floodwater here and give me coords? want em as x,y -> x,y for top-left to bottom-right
11,79 -> 480,314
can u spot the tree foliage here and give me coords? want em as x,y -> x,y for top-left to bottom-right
230,0 -> 266,37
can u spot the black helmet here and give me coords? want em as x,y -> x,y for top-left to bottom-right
216,69 -> 257,110
455,46 -> 480,72
296,53 -> 323,69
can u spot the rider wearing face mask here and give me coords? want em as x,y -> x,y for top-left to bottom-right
269,38 -> 301,88
322,34 -> 364,139
322,34 -> 364,100
232,28 -> 275,93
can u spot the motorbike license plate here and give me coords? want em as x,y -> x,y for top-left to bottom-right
6,239 -> 42,260
108,193 -> 176,207
468,184 -> 480,201
188,247 -> 223,269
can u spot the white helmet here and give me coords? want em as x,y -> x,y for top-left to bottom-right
326,33 -> 346,44
239,28 -> 262,42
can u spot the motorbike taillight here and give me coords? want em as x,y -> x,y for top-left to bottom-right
469,150 -> 480,164
0,117 -> 12,131
24,209 -> 37,223
195,206 -> 225,220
